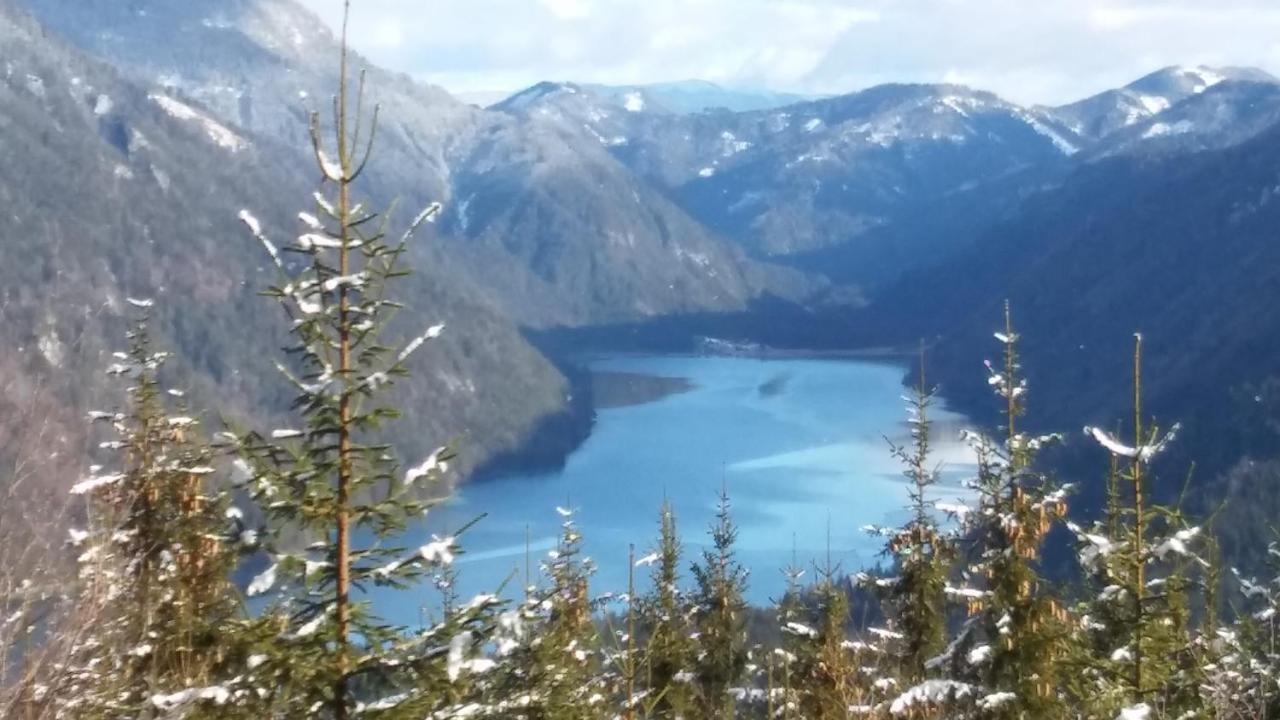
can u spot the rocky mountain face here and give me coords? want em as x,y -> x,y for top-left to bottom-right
22,0 -> 816,328
0,0 -> 568,482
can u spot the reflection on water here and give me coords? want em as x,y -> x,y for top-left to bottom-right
371,355 -> 976,622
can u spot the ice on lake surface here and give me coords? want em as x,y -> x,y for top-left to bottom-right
373,354 -> 976,621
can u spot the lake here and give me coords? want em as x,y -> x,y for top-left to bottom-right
373,354 -> 976,624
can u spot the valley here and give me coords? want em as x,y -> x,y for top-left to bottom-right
6,0 -> 1280,716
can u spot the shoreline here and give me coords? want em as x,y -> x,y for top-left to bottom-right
591,370 -> 696,410
464,343 -> 966,488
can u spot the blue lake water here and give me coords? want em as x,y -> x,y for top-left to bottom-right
372,355 -> 975,624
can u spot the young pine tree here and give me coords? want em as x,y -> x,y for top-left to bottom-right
1210,538 -> 1280,717
1067,333 -> 1206,719
230,5 -> 494,715
948,304 -> 1073,719
793,560 -> 865,719
60,308 -> 242,718
638,500 -> 697,719
497,508 -> 602,720
879,353 -> 954,681
773,552 -> 808,720
690,486 -> 750,719
858,351 -> 967,718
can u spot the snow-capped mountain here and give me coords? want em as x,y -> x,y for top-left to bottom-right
1044,65 -> 1278,142
496,80 -> 813,116
580,80 -> 815,114
1087,79 -> 1280,159
493,80 -> 1080,285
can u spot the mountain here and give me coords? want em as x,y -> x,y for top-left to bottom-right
578,80 -> 814,114
495,80 -> 1081,289
21,0 -> 818,328
1085,79 -> 1280,159
0,0 -> 569,482
861,117 -> 1280,564
1043,65 -> 1278,143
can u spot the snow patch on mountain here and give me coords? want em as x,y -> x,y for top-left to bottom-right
1182,66 -> 1225,93
1018,112 -> 1079,155
623,91 -> 645,113
24,73 -> 44,97
719,130 -> 752,157
1135,94 -> 1170,115
149,94 -> 246,151
1143,119 -> 1196,139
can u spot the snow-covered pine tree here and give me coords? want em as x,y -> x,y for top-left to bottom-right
1067,333 -> 1207,720
690,485 -> 750,719
229,4 -> 495,715
638,500 -> 697,719
945,304 -> 1073,719
493,507 -> 603,719
859,351 -> 966,718
59,308 -> 242,718
790,558 -> 865,719
881,353 -> 952,673
773,551 -> 808,719
1206,534 -> 1280,717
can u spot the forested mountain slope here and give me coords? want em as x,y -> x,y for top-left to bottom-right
21,0 -> 817,328
866,119 -> 1280,560
0,0 -> 568,481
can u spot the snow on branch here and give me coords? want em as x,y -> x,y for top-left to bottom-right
889,679 -> 975,716
395,324 -> 445,365
404,447 -> 449,486
239,210 -> 282,268
1084,423 -> 1181,462
70,472 -> 124,495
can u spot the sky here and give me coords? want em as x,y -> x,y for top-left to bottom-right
295,0 -> 1280,106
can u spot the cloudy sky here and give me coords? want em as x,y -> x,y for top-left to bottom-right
295,0 -> 1280,106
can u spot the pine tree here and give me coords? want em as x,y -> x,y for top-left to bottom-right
794,562 -> 865,719
496,508 -> 602,720
948,304 -> 1073,719
60,308 -> 242,718
1067,333 -> 1207,719
879,353 -> 954,681
773,550 -> 807,720
229,4 -> 494,715
638,500 -> 697,719
858,351 -> 968,718
690,485 -> 750,719
1211,536 -> 1280,718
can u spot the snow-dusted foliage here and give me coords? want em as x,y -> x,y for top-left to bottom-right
859,350 -> 957,693
54,310 -> 245,719
689,486 -> 753,718
941,305 -> 1075,719
219,10 -> 500,716
1062,333 -> 1210,719
481,508 -> 607,719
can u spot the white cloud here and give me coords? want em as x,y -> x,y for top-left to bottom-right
294,0 -> 1280,105
539,0 -> 594,21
